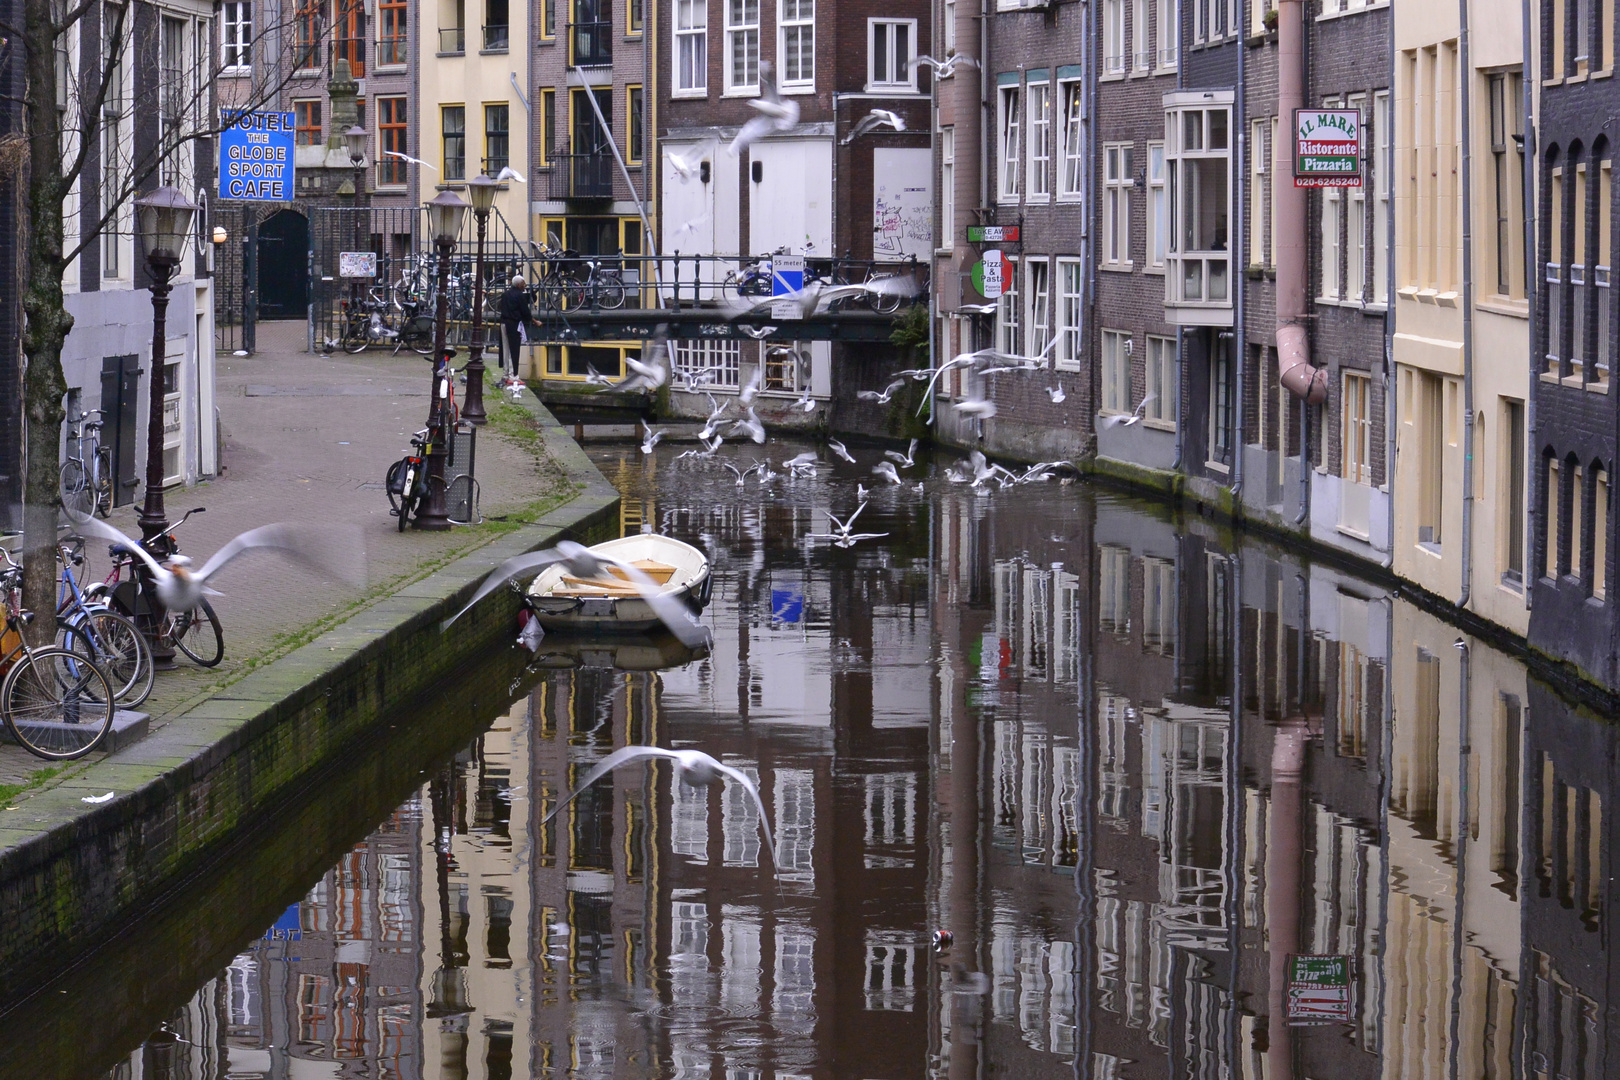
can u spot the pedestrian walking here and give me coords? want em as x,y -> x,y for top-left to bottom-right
497,275 -> 535,383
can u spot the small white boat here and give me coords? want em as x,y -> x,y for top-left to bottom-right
525,533 -> 712,634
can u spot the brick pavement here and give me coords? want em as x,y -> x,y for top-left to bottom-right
0,321 -> 569,788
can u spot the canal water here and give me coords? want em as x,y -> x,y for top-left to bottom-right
21,438 -> 1612,1078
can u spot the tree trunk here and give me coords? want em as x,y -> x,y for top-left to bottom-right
19,0 -> 75,643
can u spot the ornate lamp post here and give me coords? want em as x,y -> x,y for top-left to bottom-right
415,188 -> 470,531
461,173 -> 498,425
345,125 -> 368,310
134,186 -> 197,545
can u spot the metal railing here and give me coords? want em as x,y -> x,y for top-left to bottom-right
377,34 -> 407,65
483,23 -> 509,49
438,26 -> 465,52
548,153 -> 614,199
568,19 -> 612,64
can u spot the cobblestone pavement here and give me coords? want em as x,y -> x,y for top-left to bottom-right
0,321 -> 569,789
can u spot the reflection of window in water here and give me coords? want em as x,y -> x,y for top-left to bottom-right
1099,545 -> 1132,637
993,721 -> 1020,840
722,763 -> 762,867
484,885 -> 513,967
569,761 -> 615,871
569,892 -> 614,978
1053,747 -> 1081,867
1021,729 -> 1050,862
864,772 -> 917,847
772,924 -> 817,1025
379,852 -> 413,942
296,972 -> 331,1044
672,779 -> 710,863
774,768 -> 816,887
1141,557 -> 1177,656
1054,570 -> 1081,684
1021,565 -> 1051,677
226,955 -> 260,1028
720,905 -> 762,1014
863,930 -> 917,1011
1098,695 -> 1132,821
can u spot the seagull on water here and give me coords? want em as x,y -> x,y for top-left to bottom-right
884,439 -> 919,468
640,420 -> 665,455
442,541 -> 711,647
69,514 -> 365,614
544,747 -> 777,869
826,438 -> 858,464
871,461 -> 903,485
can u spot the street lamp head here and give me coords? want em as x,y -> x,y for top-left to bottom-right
346,124 -> 368,165
466,173 -> 499,215
425,188 -> 470,246
135,185 -> 198,265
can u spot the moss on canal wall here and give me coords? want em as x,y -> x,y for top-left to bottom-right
0,378 -> 620,1005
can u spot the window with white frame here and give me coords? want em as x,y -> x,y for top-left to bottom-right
1372,90 -> 1389,301
1320,118 -> 1343,300
675,0 -> 707,94
1104,142 -> 1132,266
779,0 -> 814,88
1269,115 -> 1279,267
1193,0 -> 1231,42
1101,331 -> 1131,413
940,126 -> 954,250
1027,80 -> 1051,201
998,84 -> 1021,201
1060,80 -> 1084,198
869,19 -> 916,90
1158,0 -> 1178,68
944,0 -> 956,53
674,339 -> 741,387
1133,0 -> 1150,70
1346,93 -> 1368,302
725,0 -> 760,94
1057,259 -> 1083,369
1104,0 -> 1126,74
998,256 -> 1021,353
1249,118 -> 1266,267
1146,335 -> 1176,425
1250,0 -> 1274,34
102,1 -> 128,278
1165,100 -> 1233,310
1342,370 -> 1372,484
1027,259 -> 1051,354
1148,141 -> 1166,268
221,1 -> 251,71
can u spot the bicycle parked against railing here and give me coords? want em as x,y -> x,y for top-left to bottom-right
61,408 -> 112,519
386,428 -> 433,532
0,558 -> 116,759
86,507 -> 225,667
48,539 -> 153,708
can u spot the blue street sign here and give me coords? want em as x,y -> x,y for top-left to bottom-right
772,254 -> 805,296
218,110 -> 295,201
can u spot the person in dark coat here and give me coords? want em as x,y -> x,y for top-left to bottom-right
496,275 -> 535,381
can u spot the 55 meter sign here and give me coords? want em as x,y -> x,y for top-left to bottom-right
219,110 -> 294,201
1294,108 -> 1361,188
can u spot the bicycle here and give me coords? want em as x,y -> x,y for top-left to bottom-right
86,507 -> 225,667
339,289 -> 398,354
61,408 -> 113,519
578,256 -> 627,310
45,539 -> 153,708
0,560 -> 116,759
386,428 -> 433,532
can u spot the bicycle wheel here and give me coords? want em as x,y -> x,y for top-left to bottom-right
58,610 -> 153,708
401,316 -> 435,356
342,316 -> 371,354
60,459 -> 90,517
93,447 -> 113,517
3,647 -> 116,759
172,599 -> 225,667
595,278 -> 627,310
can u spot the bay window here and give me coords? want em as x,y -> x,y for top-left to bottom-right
1164,96 -> 1233,323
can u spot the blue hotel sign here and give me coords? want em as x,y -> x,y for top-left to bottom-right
218,110 -> 294,201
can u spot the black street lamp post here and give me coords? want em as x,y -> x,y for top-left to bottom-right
415,189 -> 470,531
461,174 -> 498,425
346,125 -> 368,312
134,186 -> 197,662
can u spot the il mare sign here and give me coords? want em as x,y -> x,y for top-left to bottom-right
1294,108 -> 1361,188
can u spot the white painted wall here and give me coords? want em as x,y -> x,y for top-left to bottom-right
747,138 -> 832,256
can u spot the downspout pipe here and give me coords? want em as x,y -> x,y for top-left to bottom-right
1521,0 -> 1538,610
1383,7 -> 1398,566
1277,0 -> 1327,410
1233,4 -> 1247,501
1458,0 -> 1476,609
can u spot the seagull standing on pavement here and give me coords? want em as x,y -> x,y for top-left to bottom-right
544,747 -> 777,869
69,515 -> 366,613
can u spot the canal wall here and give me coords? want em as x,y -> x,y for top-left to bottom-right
0,383 -> 620,1005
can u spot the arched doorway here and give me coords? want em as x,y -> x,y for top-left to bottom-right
257,209 -> 309,319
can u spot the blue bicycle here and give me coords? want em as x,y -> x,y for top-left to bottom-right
51,537 -> 153,707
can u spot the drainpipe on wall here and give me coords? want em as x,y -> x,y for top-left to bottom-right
1521,0 -> 1538,611
1276,0 -> 1327,412
1458,0 -> 1475,610
1382,7 -> 1398,566
1232,0 -> 1247,502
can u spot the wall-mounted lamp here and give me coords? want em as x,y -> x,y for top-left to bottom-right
212,225 -> 228,245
